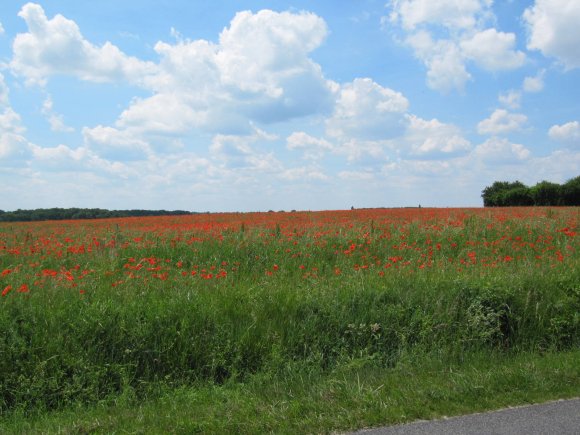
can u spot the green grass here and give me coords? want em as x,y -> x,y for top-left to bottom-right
2,350 -> 579,434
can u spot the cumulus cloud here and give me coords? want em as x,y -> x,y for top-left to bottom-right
498,90 -> 522,109
209,129 -> 282,173
473,137 -> 530,163
405,115 -> 471,156
41,95 -> 74,132
326,78 -> 408,140
388,0 -> 491,30
286,132 -> 333,160
0,132 -> 30,161
10,3 -> 158,86
549,121 -> 580,144
279,166 -> 328,181
338,170 -> 375,181
524,0 -> 580,69
116,94 -> 207,134
388,1 -> 525,92
460,29 -> 525,71
522,69 -> 545,93
216,10 -> 327,97
0,73 -> 31,162
0,21 -> 4,35
93,9 -> 334,138
82,125 -> 153,161
0,106 -> 24,136
477,109 -> 527,135
405,32 -> 471,93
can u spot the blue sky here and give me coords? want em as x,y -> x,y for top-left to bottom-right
1,1 -> 579,212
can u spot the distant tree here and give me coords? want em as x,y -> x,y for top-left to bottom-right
482,181 -> 528,206
0,208 -> 194,222
483,176 -> 580,207
501,186 -> 534,206
561,176 -> 580,206
530,181 -> 562,206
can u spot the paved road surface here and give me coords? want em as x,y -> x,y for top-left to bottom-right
350,398 -> 580,435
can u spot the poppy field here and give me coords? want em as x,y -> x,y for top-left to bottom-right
1,207 -> 579,419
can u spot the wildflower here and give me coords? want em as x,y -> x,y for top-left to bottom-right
2,285 -> 12,296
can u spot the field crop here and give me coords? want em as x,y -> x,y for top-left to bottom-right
0,207 -> 578,430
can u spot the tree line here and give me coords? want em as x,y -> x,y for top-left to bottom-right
0,208 -> 193,222
482,176 -> 580,207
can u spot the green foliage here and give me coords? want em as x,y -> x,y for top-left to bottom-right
481,181 -> 528,206
482,176 -> 580,206
561,176 -> 580,206
1,270 -> 578,415
530,181 -> 562,206
0,208 -> 193,222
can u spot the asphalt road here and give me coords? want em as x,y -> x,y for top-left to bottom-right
350,398 -> 580,435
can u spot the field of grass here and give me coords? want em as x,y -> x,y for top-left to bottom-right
1,207 -> 578,433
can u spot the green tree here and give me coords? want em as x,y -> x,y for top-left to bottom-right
482,181 -> 528,207
530,180 -> 562,206
561,176 -> 580,206
501,186 -> 534,206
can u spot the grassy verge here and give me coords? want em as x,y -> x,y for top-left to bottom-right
2,349 -> 579,434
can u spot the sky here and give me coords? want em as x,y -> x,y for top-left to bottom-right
0,0 -> 579,212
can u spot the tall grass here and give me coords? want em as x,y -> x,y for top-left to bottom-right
0,208 -> 578,416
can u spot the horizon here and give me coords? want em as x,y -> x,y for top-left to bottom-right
1,1 -> 579,212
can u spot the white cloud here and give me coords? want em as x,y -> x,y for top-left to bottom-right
405,31 -> 471,93
0,21 -> 4,35
335,139 -> 388,163
405,114 -> 471,156
88,9 -> 335,138
0,133 -> 30,161
522,69 -> 545,93
388,1 -> 526,92
10,3 -> 158,86
388,0 -> 492,30
41,95 -> 74,132
216,10 -> 328,98
548,121 -> 580,144
209,130 -> 282,173
477,109 -> 527,135
0,72 -> 31,162
326,78 -> 408,140
498,90 -> 521,109
30,143 -> 88,167
386,159 -> 454,177
524,0 -> 580,69
473,137 -> 530,163
0,107 -> 25,136
82,125 -> 153,160
426,41 -> 472,93
116,93 -> 206,134
527,149 -> 580,181
460,29 -> 526,71
286,132 -> 333,160
338,170 -> 375,181
279,166 -> 328,181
